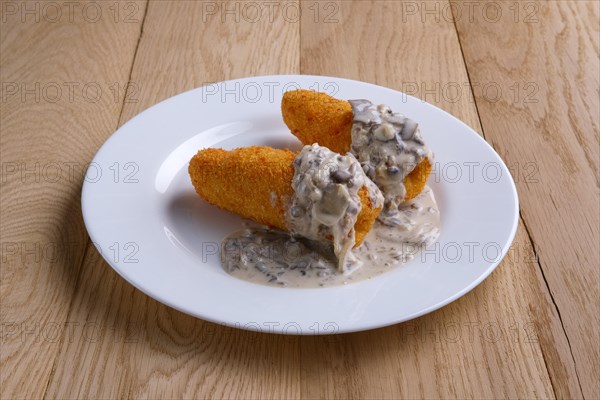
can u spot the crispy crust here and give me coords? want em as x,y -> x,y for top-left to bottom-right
405,157 -> 432,201
355,186 -> 380,245
282,90 -> 353,154
188,146 -> 381,246
189,146 -> 295,231
282,89 -> 430,201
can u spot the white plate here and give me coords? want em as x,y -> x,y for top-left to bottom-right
82,75 -> 518,334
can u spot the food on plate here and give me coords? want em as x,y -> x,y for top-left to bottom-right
189,144 -> 383,270
282,90 -> 432,207
188,89 -> 441,288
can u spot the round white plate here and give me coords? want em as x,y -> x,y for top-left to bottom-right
82,75 -> 518,334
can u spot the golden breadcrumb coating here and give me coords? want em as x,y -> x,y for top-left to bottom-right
188,146 -> 381,246
405,157 -> 432,201
282,89 -> 353,154
355,186 -> 380,245
282,89 -> 431,201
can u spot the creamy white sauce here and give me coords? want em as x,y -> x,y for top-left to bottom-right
352,186 -> 440,271
349,99 -> 432,214
286,144 -> 383,271
220,186 -> 440,288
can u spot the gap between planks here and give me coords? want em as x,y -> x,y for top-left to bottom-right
448,4 -> 585,398
520,213 -> 585,397
40,1 -> 150,399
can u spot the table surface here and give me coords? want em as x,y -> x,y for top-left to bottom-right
1,1 -> 598,398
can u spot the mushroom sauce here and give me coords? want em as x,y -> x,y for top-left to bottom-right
221,186 -> 439,287
220,102 -> 441,288
286,144 -> 383,270
349,99 -> 433,221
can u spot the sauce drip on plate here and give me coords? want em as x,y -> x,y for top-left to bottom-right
221,186 -> 440,288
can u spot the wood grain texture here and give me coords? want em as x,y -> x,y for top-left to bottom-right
299,1 -> 581,398
43,1 -> 301,399
0,1 -> 146,398
452,0 -> 600,397
0,0 -> 595,398
300,0 -> 482,124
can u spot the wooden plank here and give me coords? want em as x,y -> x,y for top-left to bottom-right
0,1 -> 146,398
452,0 -> 599,397
21,0 -> 588,398
299,1 -> 579,398
300,0 -> 482,124
43,1 -> 301,398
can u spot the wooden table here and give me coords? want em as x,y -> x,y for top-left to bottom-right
1,1 -> 598,398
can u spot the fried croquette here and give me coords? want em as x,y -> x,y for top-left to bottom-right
188,146 -> 381,246
282,89 -> 431,201
282,90 -> 353,154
